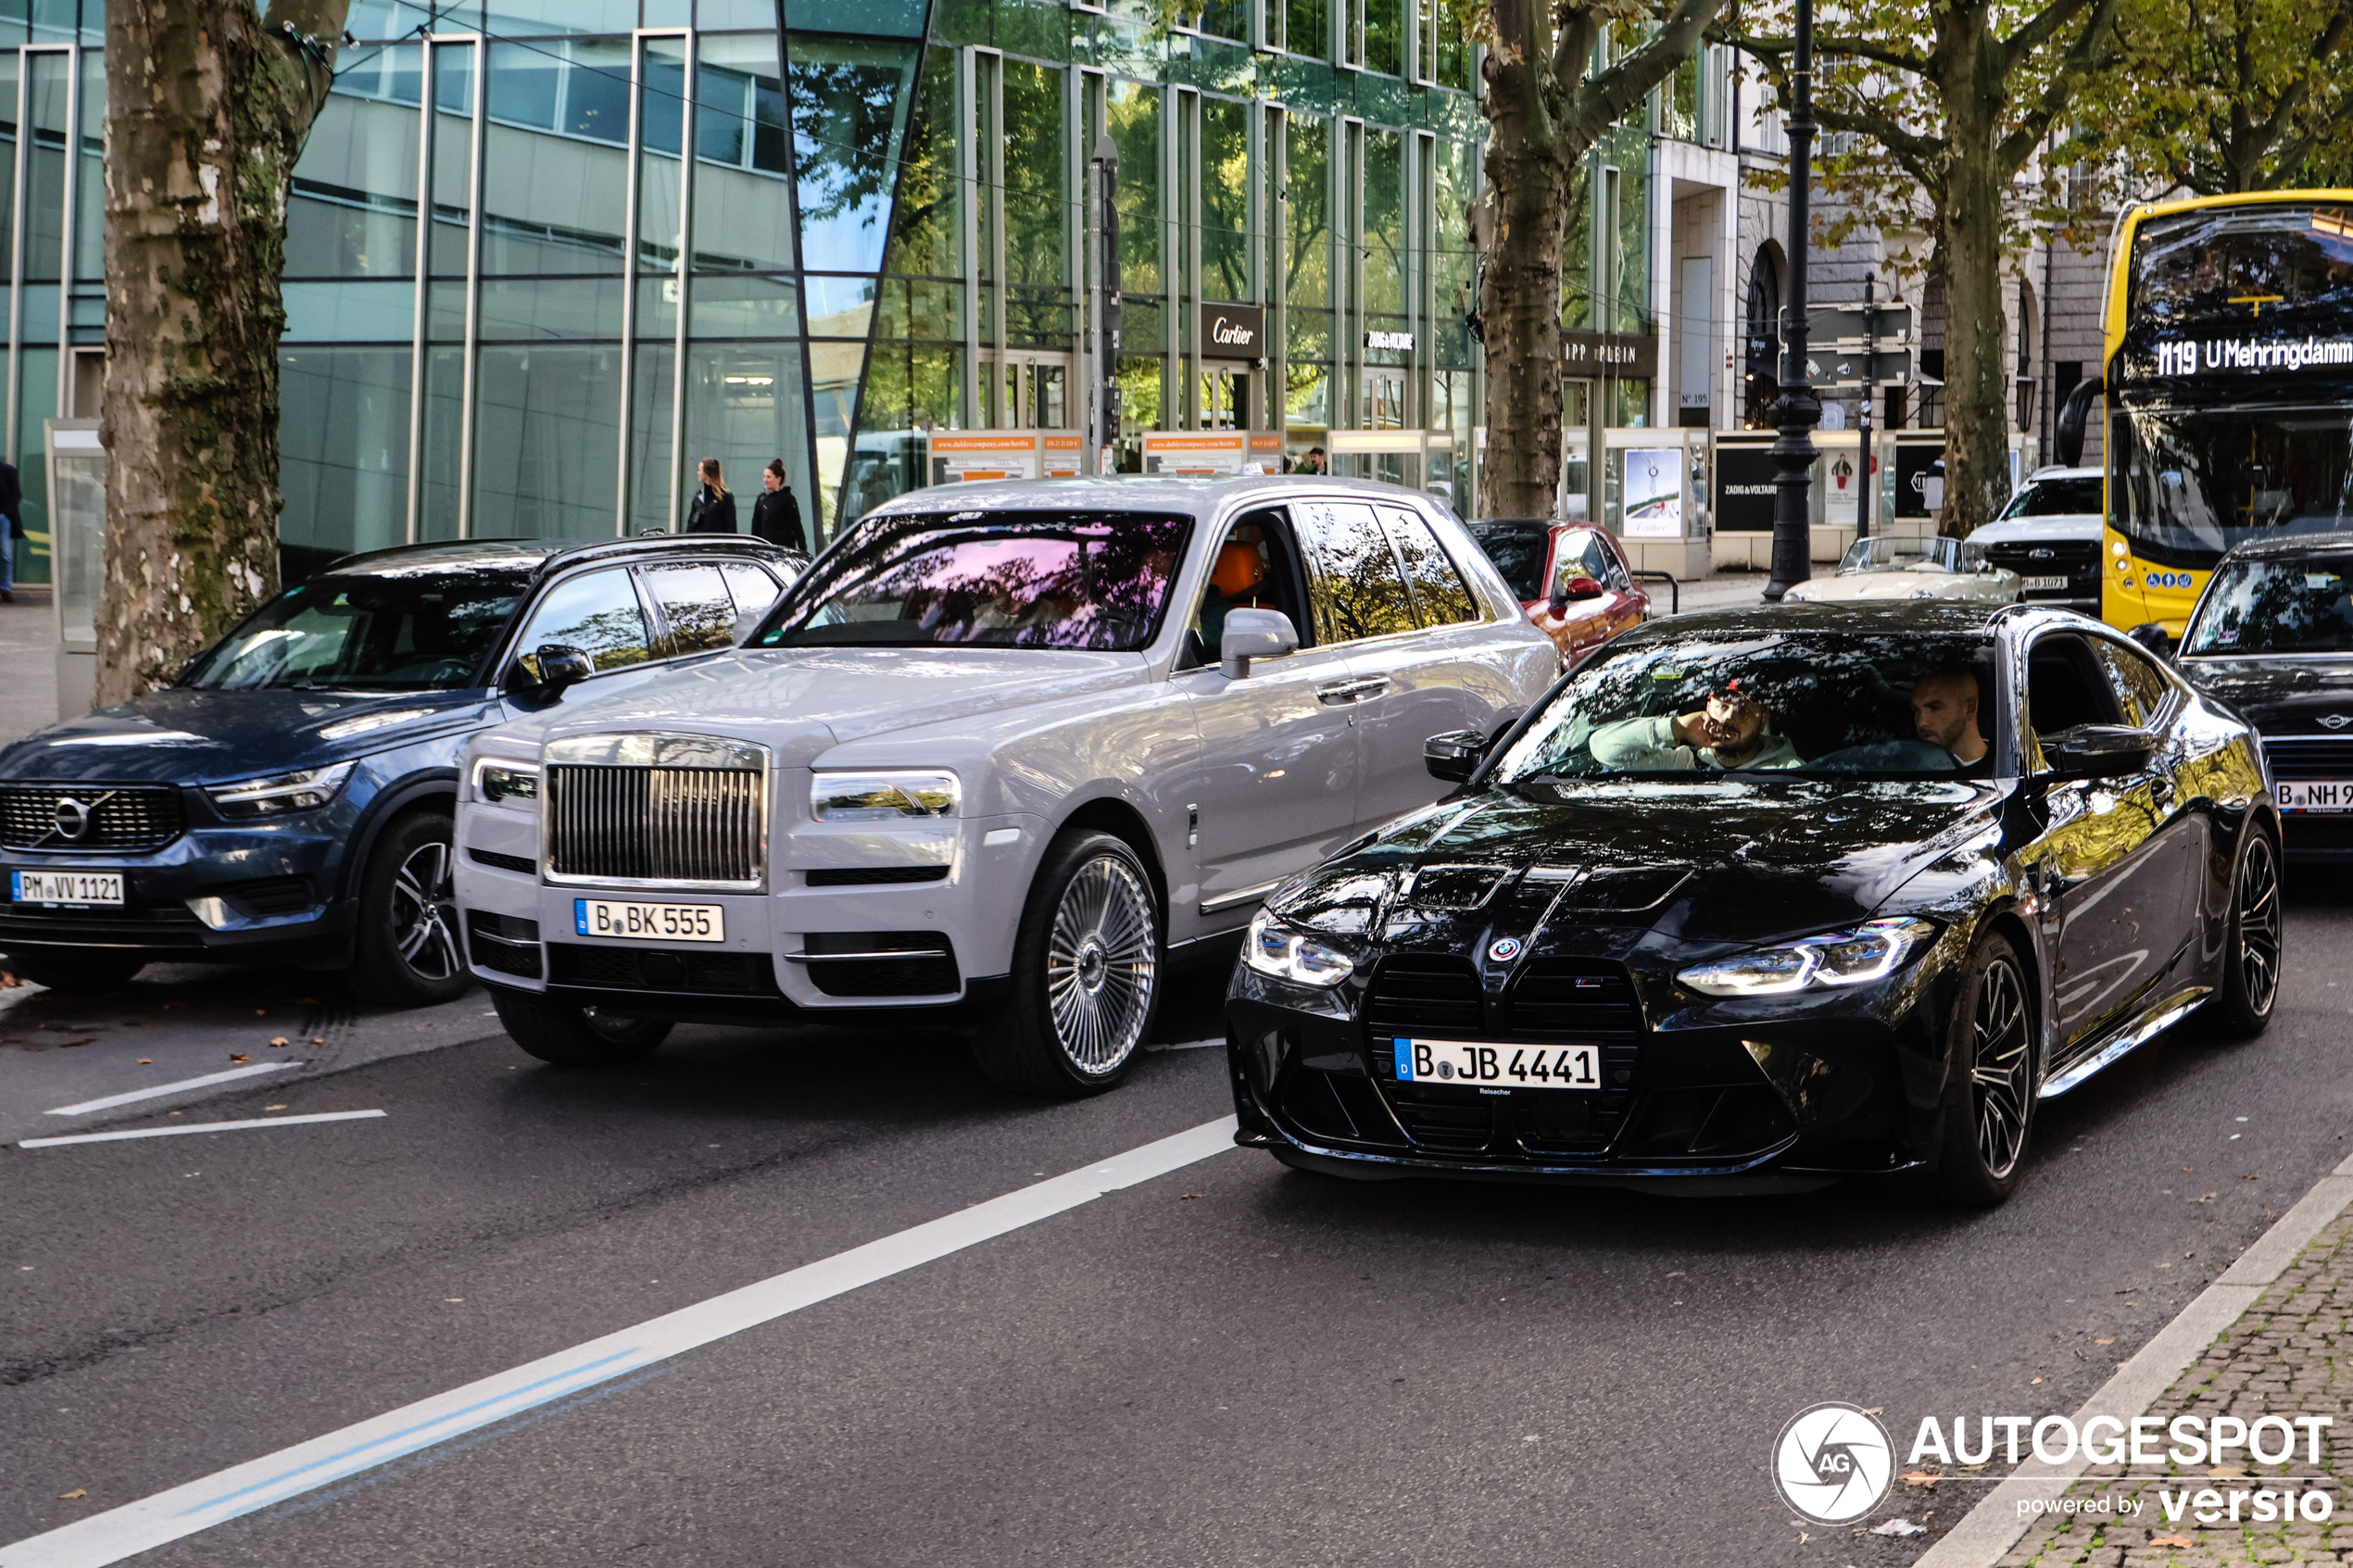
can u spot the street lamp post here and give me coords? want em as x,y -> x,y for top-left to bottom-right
1763,0 -> 1820,601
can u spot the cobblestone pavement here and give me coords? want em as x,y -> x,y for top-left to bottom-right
2004,1210 -> 2353,1567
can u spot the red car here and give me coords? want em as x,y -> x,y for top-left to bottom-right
1465,519 -> 1652,669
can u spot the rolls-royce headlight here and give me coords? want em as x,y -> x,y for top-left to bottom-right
1242,907 -> 1356,988
472,759 -> 540,807
1677,917 -> 1936,997
811,770 -> 959,821
207,761 -> 355,818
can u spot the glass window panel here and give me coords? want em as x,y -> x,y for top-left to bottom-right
720,560 -> 784,615
279,347 -> 413,559
846,340 -> 959,522
283,281 -> 421,343
23,51 -> 66,286
1003,61 -> 1063,292
700,0 -> 780,25
1364,127 -> 1403,316
484,0 -> 635,31
645,0 -> 690,24
1107,81 -> 1158,297
0,54 -> 19,276
430,45 -> 476,278
476,278 -> 626,339
805,274 -> 875,337
1302,501 -> 1416,642
688,342 -> 814,522
511,568 -> 650,676
72,47 -> 99,281
809,334 -> 861,532
1431,138 -> 1474,366
13,347 -> 56,585
695,34 -> 793,271
472,344 -> 624,541
1365,0 -> 1401,74
1382,507 -> 1476,624
1284,112 -> 1327,310
629,343 -> 676,533
29,0 -> 69,44
484,41 -> 629,274
419,346 -> 466,541
644,561 -> 737,654
689,274 -> 801,336
1201,96 -> 1247,304
636,275 -> 680,339
290,65 -> 422,279
1283,0 -> 1325,56
876,48 -> 958,280
639,37 -> 688,270
562,47 -> 628,143
349,1 -> 442,40
788,35 -> 919,275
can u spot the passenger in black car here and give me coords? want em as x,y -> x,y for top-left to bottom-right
1910,667 -> 1992,774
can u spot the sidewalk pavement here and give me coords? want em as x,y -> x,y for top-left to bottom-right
1667,570 -> 1769,615
1982,1210 -> 2353,1567
0,584 -> 58,746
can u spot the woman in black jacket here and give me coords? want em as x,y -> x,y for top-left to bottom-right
748,458 -> 807,553
686,458 -> 737,533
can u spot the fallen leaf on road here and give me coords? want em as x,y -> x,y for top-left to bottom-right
297,996 -> 317,1005
309,1036 -> 323,1044
1869,1518 -> 1924,1537
1898,1472 -> 1942,1486
2150,1535 -> 2195,1548
2209,1465 -> 2248,1478
269,1036 -> 289,1047
136,1058 -> 151,1064
228,1054 -> 248,1064
57,1489 -> 84,1500
1181,1193 -> 1204,1200
1860,1406 -> 1883,1415
2195,1192 -> 2218,1203
161,1000 -> 187,1010
2030,1376 -> 2043,1385
254,1009 -> 266,1016
263,1105 -> 286,1111
444,1298 -> 463,1303
61,1037 -> 92,1047
2095,1337 -> 2115,1345
0,970 -> 19,987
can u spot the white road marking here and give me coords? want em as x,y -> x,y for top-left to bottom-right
1145,1037 -> 1224,1052
0,1115 -> 1239,1567
44,1061 -> 303,1117
20,1110 -> 384,1148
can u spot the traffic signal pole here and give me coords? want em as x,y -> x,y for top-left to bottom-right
1763,0 -> 1820,602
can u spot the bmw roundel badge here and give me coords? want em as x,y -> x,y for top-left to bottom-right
1488,936 -> 1523,964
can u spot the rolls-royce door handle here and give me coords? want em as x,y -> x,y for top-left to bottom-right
1315,676 -> 1390,707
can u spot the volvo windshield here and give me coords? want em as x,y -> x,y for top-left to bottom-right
1490,632 -> 2000,782
180,568 -> 527,691
757,511 -> 1190,651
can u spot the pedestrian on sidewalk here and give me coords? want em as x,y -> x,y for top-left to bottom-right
686,458 -> 737,533
749,458 -> 806,553
0,454 -> 20,604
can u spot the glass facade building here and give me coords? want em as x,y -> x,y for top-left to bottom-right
0,0 -> 1495,579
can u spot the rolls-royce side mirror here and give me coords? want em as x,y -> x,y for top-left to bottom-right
731,607 -> 768,646
2126,621 -> 2174,662
526,644 -> 597,696
2039,722 -> 2156,780
1220,608 -> 1300,680
1424,728 -> 1488,783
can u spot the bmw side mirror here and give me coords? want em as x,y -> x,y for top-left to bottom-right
1220,608 -> 1300,680
2126,622 -> 2174,662
2040,723 -> 2155,780
1425,728 -> 1487,783
530,644 -> 596,696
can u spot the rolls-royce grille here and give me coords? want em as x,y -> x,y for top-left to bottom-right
546,764 -> 761,886
1,784 -> 184,852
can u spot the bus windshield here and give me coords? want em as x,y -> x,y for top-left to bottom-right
2113,403 -> 2353,561
2130,204 -> 2353,329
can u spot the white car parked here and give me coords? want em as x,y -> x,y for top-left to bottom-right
453,477 -> 1555,1096
1967,466 -> 2106,615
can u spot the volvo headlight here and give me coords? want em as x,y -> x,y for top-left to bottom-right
1242,906 -> 1356,988
472,758 -> 540,807
206,761 -> 355,819
811,771 -> 958,821
1676,917 -> 1936,997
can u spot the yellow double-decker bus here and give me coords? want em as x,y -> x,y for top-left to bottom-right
2092,190 -> 2353,633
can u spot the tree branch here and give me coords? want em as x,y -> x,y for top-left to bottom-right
1720,29 -> 1928,76
1811,97 -> 1943,190
1562,0 -> 1724,149
1996,0 -> 2096,75
1995,0 -> 2121,171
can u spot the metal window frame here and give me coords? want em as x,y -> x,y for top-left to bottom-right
2,46 -> 66,468
667,30 -> 698,533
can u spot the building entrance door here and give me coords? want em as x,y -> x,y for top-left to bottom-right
983,352 -> 1073,431
1197,366 -> 1255,431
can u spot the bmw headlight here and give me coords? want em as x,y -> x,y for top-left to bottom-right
1242,906 -> 1356,988
811,771 -> 958,821
1676,917 -> 1937,997
472,758 -> 540,808
206,761 -> 355,819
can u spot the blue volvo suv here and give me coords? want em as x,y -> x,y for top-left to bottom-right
0,533 -> 803,1002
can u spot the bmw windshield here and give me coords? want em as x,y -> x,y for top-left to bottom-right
180,567 -> 527,691
1490,632 -> 2000,782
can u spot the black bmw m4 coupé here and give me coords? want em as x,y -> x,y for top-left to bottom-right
1226,603 -> 2280,1205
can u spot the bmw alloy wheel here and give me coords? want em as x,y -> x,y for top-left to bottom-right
1970,956 -> 2032,1180
2234,830 -> 2282,1017
1044,853 -> 1157,1075
391,839 -> 461,983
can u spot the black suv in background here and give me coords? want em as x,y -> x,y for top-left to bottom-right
2177,532 -> 2353,861
0,533 -> 804,1001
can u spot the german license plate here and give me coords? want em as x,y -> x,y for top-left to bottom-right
10,869 -> 123,906
1391,1037 -> 1600,1090
573,898 -> 725,942
2021,574 -> 2070,593
2278,780 -> 2353,812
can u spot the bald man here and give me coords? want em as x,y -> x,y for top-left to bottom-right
1912,668 -> 1990,774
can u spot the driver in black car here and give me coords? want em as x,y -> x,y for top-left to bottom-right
1911,667 -> 1991,775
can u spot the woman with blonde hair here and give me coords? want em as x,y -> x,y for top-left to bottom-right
686,457 -> 737,533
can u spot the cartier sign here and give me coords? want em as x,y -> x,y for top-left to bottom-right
1203,304 -> 1265,358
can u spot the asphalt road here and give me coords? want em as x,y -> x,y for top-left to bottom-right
6,884 -> 2353,1568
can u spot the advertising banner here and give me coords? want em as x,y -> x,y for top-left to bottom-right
1622,448 -> 1686,537
927,433 -> 1041,484
1140,431 -> 1284,475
